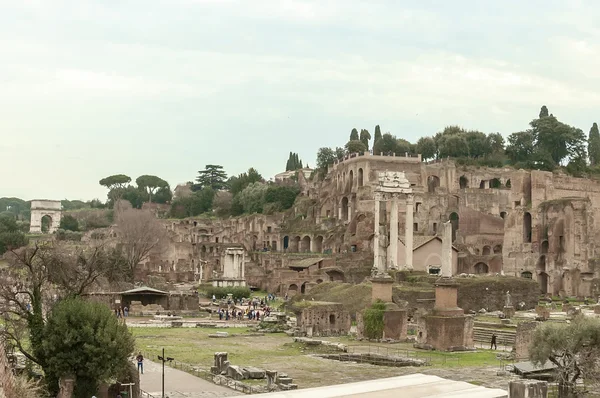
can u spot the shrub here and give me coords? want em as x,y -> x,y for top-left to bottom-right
55,229 -> 83,241
363,300 -> 386,339
203,286 -> 251,301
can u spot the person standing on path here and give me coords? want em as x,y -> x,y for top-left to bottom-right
136,353 -> 144,374
490,333 -> 497,350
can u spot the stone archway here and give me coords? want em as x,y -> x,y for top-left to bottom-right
301,236 -> 311,252
482,246 -> 491,255
459,176 -> 469,189
30,199 -> 62,234
358,168 -> 364,187
341,197 -> 349,221
474,262 -> 489,274
314,236 -> 324,253
288,284 -> 298,296
427,175 -> 440,193
538,272 -> 548,294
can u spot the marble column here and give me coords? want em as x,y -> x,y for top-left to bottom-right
241,253 -> 245,279
374,194 -> 382,272
389,194 -> 399,269
404,194 -> 414,270
441,221 -> 452,277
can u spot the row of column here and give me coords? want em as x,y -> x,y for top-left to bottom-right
374,193 -> 414,273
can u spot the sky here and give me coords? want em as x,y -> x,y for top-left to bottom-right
3,0 -> 600,201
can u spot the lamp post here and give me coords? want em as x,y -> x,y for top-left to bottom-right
157,348 -> 174,398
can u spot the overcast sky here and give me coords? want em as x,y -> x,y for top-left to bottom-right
3,0 -> 600,201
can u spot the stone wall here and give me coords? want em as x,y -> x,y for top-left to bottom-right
0,341 -> 16,398
455,277 -> 539,312
296,303 -> 352,336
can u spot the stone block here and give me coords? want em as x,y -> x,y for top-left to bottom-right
242,366 -> 266,379
503,306 -> 515,319
226,365 -> 245,380
382,308 -> 407,340
508,380 -> 547,398
595,305 -> 600,314
277,377 -> 294,385
371,277 -> 393,303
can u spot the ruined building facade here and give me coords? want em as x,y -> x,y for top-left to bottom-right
138,153 -> 600,298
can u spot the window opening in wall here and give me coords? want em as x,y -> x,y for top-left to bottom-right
559,235 -> 564,251
490,178 -> 501,189
506,179 -> 511,188
523,212 -> 532,243
521,271 -> 532,279
193,221 -> 197,227
326,210 -> 331,217
428,266 -> 441,275
514,201 -> 521,207
351,245 -> 357,252
479,180 -> 486,189
329,314 -> 336,325
413,223 -> 418,232
267,226 -> 272,233
215,237 -> 219,243
415,202 -> 421,212
500,211 -> 507,219
433,223 -> 437,234
459,176 -> 468,189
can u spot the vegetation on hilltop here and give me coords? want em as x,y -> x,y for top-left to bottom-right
315,106 -> 599,179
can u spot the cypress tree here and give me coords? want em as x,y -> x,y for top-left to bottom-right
350,128 -> 359,141
539,105 -> 549,118
589,122 -> 600,166
374,125 -> 382,143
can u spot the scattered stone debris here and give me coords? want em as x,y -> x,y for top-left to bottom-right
293,337 -> 348,352
316,352 -> 427,367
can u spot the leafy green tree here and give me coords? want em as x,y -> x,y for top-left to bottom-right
350,128 -> 359,141
506,131 -> 535,164
169,188 -> 215,218
59,215 -> 79,232
359,129 -> 371,151
588,123 -> 600,166
396,138 -> 413,155
416,137 -> 436,160
464,130 -> 491,158
237,183 -> 268,214
539,105 -> 549,118
438,134 -> 468,158
42,298 -> 134,397
193,165 -> 228,191
264,185 -> 299,213
135,175 -> 169,203
487,133 -> 505,154
532,115 -> 586,166
0,197 -> 30,220
345,140 -> 367,154
0,215 -> 28,255
107,186 -> 146,209
374,125 -> 382,144
530,316 -> 600,397
152,186 -> 173,204
373,133 -> 398,155
315,147 -> 344,173
229,168 -> 264,195
61,200 -> 87,211
99,175 -> 131,204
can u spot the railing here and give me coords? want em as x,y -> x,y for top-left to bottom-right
140,390 -> 159,398
142,351 -> 261,394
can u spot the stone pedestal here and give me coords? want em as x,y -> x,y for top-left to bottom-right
371,277 -> 393,303
382,303 -> 407,341
594,305 -> 600,314
503,306 -> 515,319
418,278 -> 474,351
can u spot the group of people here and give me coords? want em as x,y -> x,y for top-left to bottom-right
114,306 -> 129,318
215,295 -> 276,322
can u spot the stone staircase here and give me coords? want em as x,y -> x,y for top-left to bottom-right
473,326 -> 516,347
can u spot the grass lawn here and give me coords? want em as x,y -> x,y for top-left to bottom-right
131,327 -> 505,388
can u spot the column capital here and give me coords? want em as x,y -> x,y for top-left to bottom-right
406,194 -> 414,204
374,192 -> 382,201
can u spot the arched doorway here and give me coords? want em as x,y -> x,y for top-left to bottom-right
500,211 -> 507,219
538,273 -> 548,294
301,282 -> 308,294
427,175 -> 440,193
288,284 -> 298,296
482,246 -> 491,255
493,245 -> 502,254
41,215 -> 53,233
349,170 -> 354,190
301,236 -> 311,252
450,212 -> 459,242
506,179 -> 511,188
521,271 -> 533,279
316,279 -> 323,284
314,236 -> 324,253
490,178 -> 501,188
358,168 -> 364,187
290,236 -> 300,252
523,212 -> 532,243
459,176 -> 468,189
326,270 -> 344,282
341,197 -> 349,221
537,255 -> 546,272
541,240 -> 549,254
329,314 -> 336,325
474,262 -> 489,274
283,236 -> 289,250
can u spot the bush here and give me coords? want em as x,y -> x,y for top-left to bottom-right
363,300 -> 386,339
202,286 -> 251,301
55,229 -> 83,241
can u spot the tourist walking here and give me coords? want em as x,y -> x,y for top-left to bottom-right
136,353 -> 144,374
490,333 -> 497,350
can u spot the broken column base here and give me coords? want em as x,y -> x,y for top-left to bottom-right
508,380 -> 548,398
